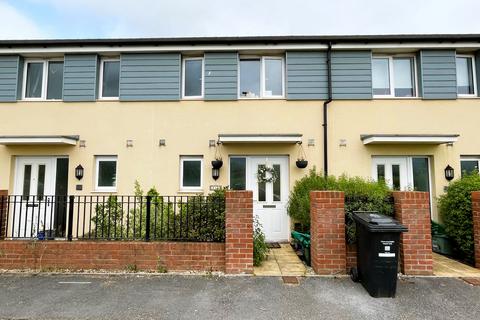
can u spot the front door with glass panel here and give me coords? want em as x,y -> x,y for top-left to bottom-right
245,156 -> 289,242
13,157 -> 56,238
372,156 -> 431,193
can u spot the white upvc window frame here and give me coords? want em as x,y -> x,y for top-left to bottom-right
456,54 -> 477,98
22,58 -> 64,101
95,155 -> 118,192
182,57 -> 204,99
98,57 -> 120,100
372,54 -> 418,99
179,156 -> 204,191
460,156 -> 480,176
238,55 -> 285,99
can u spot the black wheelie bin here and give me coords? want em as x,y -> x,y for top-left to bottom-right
351,211 -> 408,298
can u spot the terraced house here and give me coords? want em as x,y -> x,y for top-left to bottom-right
0,35 -> 479,242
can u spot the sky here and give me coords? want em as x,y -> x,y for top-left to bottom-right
1,0 -> 480,40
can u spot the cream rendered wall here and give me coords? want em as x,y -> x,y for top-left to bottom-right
0,100 -> 323,196
328,99 -> 480,220
1,99 -> 479,221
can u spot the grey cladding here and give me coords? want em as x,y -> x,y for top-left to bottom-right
331,51 -> 372,99
0,56 -> 22,102
286,51 -> 328,100
419,50 -> 457,100
120,53 -> 181,101
204,52 -> 238,100
63,54 -> 98,102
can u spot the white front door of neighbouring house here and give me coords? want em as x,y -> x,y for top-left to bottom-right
372,156 -> 432,193
13,157 -> 56,238
372,157 -> 409,190
246,156 -> 290,242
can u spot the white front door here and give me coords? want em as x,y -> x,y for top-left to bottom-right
13,157 -> 56,238
246,156 -> 290,242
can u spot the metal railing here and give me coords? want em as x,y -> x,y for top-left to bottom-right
0,194 -> 226,242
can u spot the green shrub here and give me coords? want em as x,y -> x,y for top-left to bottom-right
127,181 -> 172,239
90,182 -> 226,241
287,169 -> 393,232
253,217 -> 269,267
175,188 -> 226,241
92,195 -> 125,239
438,173 -> 480,263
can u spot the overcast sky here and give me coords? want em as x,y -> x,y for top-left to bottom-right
1,0 -> 480,39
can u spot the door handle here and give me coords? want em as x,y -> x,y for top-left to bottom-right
263,205 -> 276,208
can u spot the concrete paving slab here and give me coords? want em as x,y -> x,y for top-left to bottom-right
254,243 -> 306,276
433,253 -> 480,277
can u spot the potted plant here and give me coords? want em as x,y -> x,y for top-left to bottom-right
296,159 -> 308,169
212,158 -> 223,169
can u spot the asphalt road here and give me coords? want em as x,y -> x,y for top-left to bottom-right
0,274 -> 479,320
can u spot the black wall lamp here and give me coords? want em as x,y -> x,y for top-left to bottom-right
75,165 -> 84,180
212,159 -> 223,181
211,141 -> 223,180
444,165 -> 454,181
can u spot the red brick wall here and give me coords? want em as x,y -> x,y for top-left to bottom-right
392,191 -> 433,276
0,190 -> 7,240
346,244 -> 357,271
0,241 -> 225,272
472,191 -> 480,269
225,190 -> 253,274
310,191 -> 346,275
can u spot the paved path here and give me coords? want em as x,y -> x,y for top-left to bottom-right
433,253 -> 480,277
254,244 -> 309,276
0,274 -> 479,320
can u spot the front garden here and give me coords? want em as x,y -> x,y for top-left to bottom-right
287,169 -> 394,246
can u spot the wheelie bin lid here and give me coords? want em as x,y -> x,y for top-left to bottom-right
352,211 -> 408,233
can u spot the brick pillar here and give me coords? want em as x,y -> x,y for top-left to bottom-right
0,190 -> 7,239
225,190 -> 253,274
392,191 -> 433,276
310,191 -> 346,275
472,191 -> 480,269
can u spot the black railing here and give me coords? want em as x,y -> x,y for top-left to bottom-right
0,194 -> 226,242
344,195 -> 395,244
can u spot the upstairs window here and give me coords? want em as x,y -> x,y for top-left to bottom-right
183,57 -> 204,98
23,60 -> 64,100
239,56 -> 284,98
99,59 -> 120,99
372,56 -> 416,97
456,55 -> 476,96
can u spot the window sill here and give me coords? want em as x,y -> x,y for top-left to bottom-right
372,96 -> 420,100
182,96 -> 204,100
457,95 -> 479,99
97,98 -> 119,101
91,190 -> 117,194
21,99 -> 63,102
238,97 -> 285,100
178,189 -> 204,194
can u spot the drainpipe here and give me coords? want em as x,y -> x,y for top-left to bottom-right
323,42 -> 333,177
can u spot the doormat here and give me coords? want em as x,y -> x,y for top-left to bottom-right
267,243 -> 281,249
282,276 -> 299,285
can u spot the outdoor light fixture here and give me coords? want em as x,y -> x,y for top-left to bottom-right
444,165 -> 454,181
75,165 -> 84,180
212,167 -> 220,180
